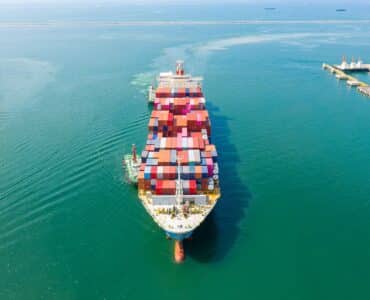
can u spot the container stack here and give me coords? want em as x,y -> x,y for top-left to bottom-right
138,85 -> 218,195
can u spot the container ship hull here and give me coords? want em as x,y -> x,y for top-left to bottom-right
137,61 -> 221,260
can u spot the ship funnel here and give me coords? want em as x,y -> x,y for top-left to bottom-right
176,60 -> 185,75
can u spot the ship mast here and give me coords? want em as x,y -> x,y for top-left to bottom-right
175,159 -> 183,206
132,144 -> 137,162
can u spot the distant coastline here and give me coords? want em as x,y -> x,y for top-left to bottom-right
1,19 -> 370,28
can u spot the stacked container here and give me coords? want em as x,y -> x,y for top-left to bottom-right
138,82 -> 219,195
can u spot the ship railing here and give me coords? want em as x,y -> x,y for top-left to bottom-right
157,82 -> 203,89
157,77 -> 203,88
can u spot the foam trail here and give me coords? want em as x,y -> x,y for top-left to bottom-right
130,72 -> 156,94
131,32 -> 348,92
195,33 -> 344,53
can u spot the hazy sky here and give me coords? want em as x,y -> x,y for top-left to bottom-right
0,0 -> 365,4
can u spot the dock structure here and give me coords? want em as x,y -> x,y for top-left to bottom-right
322,62 -> 370,98
336,56 -> 370,72
358,86 -> 370,97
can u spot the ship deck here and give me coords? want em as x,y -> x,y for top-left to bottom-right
138,190 -> 221,234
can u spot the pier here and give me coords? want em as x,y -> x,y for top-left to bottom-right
322,62 -> 370,98
358,86 -> 370,97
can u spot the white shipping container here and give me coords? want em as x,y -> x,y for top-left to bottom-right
157,166 -> 164,179
160,138 -> 167,149
194,150 -> 199,162
183,195 -> 208,205
182,137 -> 188,149
188,137 -> 193,148
152,195 -> 177,206
188,149 -> 194,162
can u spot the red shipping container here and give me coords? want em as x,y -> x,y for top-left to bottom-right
193,137 -> 199,149
162,166 -> 168,179
189,180 -> 197,194
169,166 -> 177,179
201,179 -> 208,190
168,113 -> 174,126
150,166 -> 157,179
144,180 -> 151,189
156,180 -> 176,195
155,180 -> 162,194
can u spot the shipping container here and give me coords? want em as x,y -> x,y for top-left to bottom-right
139,64 -> 220,206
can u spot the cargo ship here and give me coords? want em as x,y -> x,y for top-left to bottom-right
134,61 -> 221,262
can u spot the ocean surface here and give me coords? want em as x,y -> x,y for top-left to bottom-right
1,4 -> 370,299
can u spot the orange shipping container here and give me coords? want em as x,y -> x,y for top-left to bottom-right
168,137 -> 177,149
195,166 -> 202,179
174,115 -> 187,128
177,88 -> 186,97
205,144 -> 216,152
145,145 -> 155,152
148,118 -> 157,127
177,150 -> 189,165
204,151 -> 212,158
174,98 -> 187,106
158,150 -> 171,165
156,87 -> 171,98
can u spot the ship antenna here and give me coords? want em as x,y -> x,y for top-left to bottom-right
176,60 -> 185,75
176,158 -> 183,206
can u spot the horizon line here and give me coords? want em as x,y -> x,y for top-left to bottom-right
1,19 -> 370,28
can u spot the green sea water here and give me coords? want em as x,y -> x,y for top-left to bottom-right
1,4 -> 370,299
